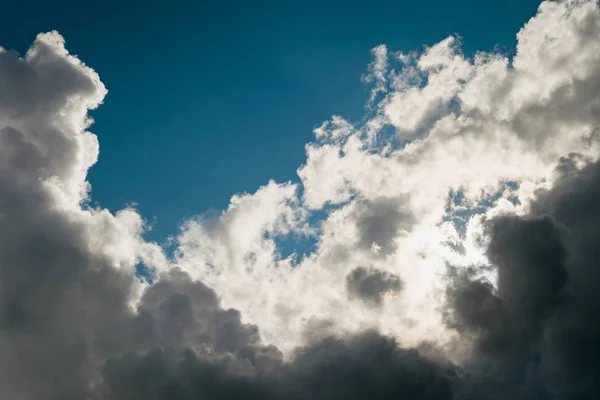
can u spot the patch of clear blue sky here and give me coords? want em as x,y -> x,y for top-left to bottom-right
444,181 -> 521,238
1,0 -> 541,243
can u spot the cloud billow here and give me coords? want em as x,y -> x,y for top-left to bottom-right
2,0 -> 600,398
447,156 -> 600,397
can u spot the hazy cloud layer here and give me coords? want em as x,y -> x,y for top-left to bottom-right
2,0 -> 600,399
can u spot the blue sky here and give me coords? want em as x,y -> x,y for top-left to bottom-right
2,0 -> 540,241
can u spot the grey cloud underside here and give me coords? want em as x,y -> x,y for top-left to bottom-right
0,208 -> 134,400
446,156 -> 600,398
346,266 -> 402,306
353,196 -> 413,254
99,331 -> 458,400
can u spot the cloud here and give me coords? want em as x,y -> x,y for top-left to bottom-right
0,31 -> 152,400
446,215 -> 569,363
98,331 -> 459,400
2,0 -> 600,398
175,0 -> 600,358
362,44 -> 389,108
346,266 -> 402,307
445,155 -> 600,397
352,196 -> 413,255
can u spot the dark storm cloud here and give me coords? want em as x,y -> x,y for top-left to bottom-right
98,330 -> 459,400
446,155 -> 600,398
346,266 -> 402,306
99,347 -> 274,400
447,215 -> 568,361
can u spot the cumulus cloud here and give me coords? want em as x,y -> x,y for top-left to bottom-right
174,0 -> 600,358
3,0 -> 600,398
0,31 -> 158,399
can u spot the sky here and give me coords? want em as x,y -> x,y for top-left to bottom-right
2,0 -> 600,399
1,0 -> 541,240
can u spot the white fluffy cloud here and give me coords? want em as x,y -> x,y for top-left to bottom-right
170,0 -> 600,354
